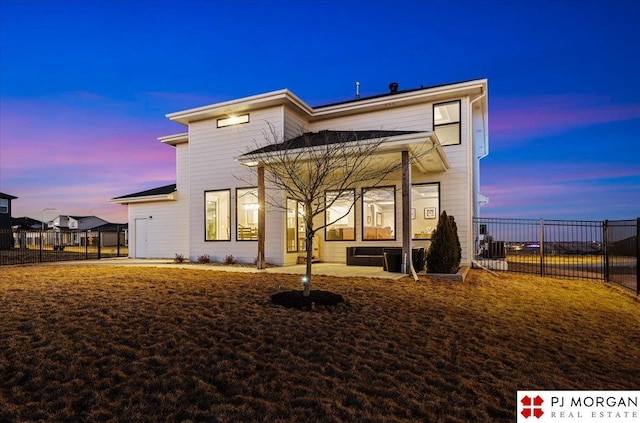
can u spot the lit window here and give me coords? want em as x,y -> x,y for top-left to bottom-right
205,190 -> 230,241
411,183 -> 440,239
287,198 -> 306,252
325,190 -> 355,241
237,188 -> 258,241
217,114 -> 250,128
362,187 -> 395,240
434,100 -> 460,145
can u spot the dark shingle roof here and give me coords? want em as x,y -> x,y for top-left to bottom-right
0,192 -> 18,200
313,78 -> 484,109
243,130 -> 420,156
11,217 -> 41,229
112,184 -> 177,200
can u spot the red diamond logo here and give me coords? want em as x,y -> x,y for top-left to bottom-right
521,395 -> 544,419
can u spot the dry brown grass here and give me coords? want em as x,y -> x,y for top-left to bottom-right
1,265 -> 638,422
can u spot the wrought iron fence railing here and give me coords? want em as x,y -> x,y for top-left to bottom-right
0,227 -> 128,266
474,217 -> 639,294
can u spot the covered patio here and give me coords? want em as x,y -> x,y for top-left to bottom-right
238,130 -> 450,275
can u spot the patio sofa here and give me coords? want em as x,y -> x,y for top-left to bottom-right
346,246 -> 385,267
346,246 -> 426,272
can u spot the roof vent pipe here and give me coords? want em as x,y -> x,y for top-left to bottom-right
355,81 -> 360,99
389,82 -> 398,93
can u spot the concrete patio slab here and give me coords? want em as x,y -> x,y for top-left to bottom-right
47,258 -> 409,280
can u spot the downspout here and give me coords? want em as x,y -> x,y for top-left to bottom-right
470,90 -> 487,264
470,90 -> 488,213
470,90 -> 488,159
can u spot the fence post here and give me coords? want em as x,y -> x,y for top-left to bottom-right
603,220 -> 609,283
39,229 -> 43,263
98,227 -> 102,260
116,225 -> 121,257
540,218 -> 545,277
85,230 -> 89,259
636,218 -> 639,295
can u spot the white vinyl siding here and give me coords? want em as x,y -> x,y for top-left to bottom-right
309,103 -> 431,133
188,107 -> 285,264
131,81 -> 486,267
283,106 -> 309,140
128,200 -> 187,259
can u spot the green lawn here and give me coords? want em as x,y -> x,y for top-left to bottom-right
1,265 -> 638,422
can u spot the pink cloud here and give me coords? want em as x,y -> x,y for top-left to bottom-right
480,161 -> 640,220
490,94 -> 640,144
0,96 -> 177,170
484,160 -> 640,186
0,95 -> 180,222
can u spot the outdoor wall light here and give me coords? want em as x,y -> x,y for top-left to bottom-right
217,113 -> 249,128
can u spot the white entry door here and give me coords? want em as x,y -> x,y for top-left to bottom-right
134,218 -> 148,258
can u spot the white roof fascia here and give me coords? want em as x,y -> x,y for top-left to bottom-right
109,193 -> 176,205
159,132 -> 188,146
164,80 -> 486,126
312,79 -> 487,120
166,89 -> 313,125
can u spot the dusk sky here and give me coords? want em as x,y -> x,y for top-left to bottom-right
1,0 -> 638,224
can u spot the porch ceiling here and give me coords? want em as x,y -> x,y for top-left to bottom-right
237,131 -> 449,174
379,132 -> 449,173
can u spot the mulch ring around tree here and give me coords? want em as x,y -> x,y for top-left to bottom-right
271,289 -> 344,310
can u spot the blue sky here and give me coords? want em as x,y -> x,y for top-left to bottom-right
1,0 -> 638,223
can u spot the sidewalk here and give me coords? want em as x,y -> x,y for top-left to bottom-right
50,257 -> 408,280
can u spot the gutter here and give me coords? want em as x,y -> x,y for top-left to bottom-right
470,90 -> 488,160
470,88 -> 489,211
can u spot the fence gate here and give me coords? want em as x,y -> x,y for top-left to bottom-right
605,219 -> 639,294
474,217 -> 638,294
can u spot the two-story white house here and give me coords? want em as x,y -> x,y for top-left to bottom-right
111,79 -> 488,271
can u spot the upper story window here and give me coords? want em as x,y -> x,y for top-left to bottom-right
0,199 -> 7,213
217,113 -> 250,128
434,100 -> 461,146
237,187 -> 258,241
362,186 -> 395,241
325,190 -> 355,241
205,190 -> 231,241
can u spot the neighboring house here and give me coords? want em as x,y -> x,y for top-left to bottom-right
11,216 -> 43,230
49,215 -> 124,247
0,192 -> 17,230
11,216 -> 44,249
0,192 -> 18,249
112,79 -> 489,269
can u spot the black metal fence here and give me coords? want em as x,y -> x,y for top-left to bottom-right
474,217 -> 639,294
0,227 -> 128,266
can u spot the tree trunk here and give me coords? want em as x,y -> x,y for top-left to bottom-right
303,203 -> 313,297
304,234 -> 313,296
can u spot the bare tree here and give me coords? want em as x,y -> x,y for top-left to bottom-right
239,124 -> 436,296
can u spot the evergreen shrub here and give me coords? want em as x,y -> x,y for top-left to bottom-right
426,210 -> 461,274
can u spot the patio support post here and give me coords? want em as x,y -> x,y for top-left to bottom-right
401,150 -> 411,274
257,165 -> 266,269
